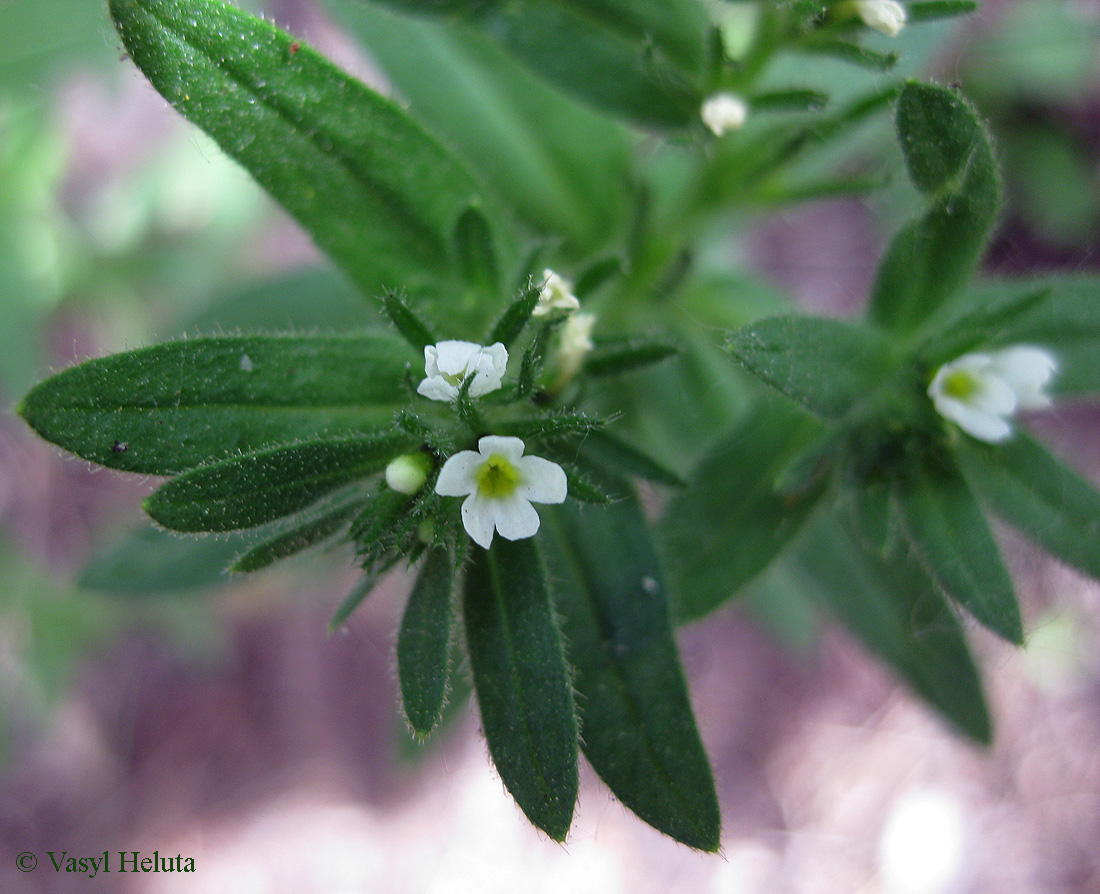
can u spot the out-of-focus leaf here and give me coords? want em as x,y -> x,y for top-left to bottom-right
109,0 -> 504,324
959,276 -> 1100,397
18,334 -> 413,475
229,501 -> 364,573
956,434 -> 1100,584
334,3 -> 632,252
355,0 -> 711,127
794,502 -> 992,743
144,431 -> 414,532
398,545 -> 456,737
725,315 -> 895,419
463,538 -> 578,841
662,400 -> 827,622
543,484 -> 721,851
868,82 -> 999,334
80,525 -> 252,594
895,456 -> 1022,643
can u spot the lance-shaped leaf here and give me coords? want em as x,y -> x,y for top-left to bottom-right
661,400 -> 828,622
543,483 -> 721,851
80,525 -> 252,595
398,544 -> 457,737
19,334 -> 414,475
335,3 -> 632,251
960,275 -> 1100,397
463,538 -> 578,841
868,82 -> 999,334
726,315 -> 895,419
352,0 -> 710,128
109,0 -> 502,316
895,456 -> 1022,644
956,434 -> 1100,584
145,430 -> 415,532
229,500 -> 365,573
794,502 -> 992,743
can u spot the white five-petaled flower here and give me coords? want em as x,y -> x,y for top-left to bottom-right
435,436 -> 567,549
928,345 -> 1058,443
534,269 -> 580,317
701,92 -> 748,136
417,340 -> 508,403
853,0 -> 907,37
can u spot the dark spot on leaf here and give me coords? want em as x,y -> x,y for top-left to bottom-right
289,41 -> 300,55
110,440 -> 130,453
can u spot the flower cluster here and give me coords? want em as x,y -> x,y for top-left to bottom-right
397,324 -> 579,547
928,345 -> 1058,443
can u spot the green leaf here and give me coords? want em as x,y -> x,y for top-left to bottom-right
109,0 -> 501,318
18,334 -> 413,475
329,569 -> 388,631
868,82 -> 999,333
794,503 -> 992,742
398,545 -> 457,737
961,275 -> 1100,396
583,338 -> 679,378
355,0 -> 712,127
335,3 -> 632,251
453,205 -> 500,298
485,281 -> 539,348
80,525 -> 251,595
229,501 -> 364,573
907,2 -> 979,23
895,80 -> 988,196
577,429 -> 686,489
956,434 -> 1100,584
145,431 -> 414,533
382,292 -> 438,354
895,456 -> 1022,644
543,485 -> 721,851
725,315 -> 895,419
463,538 -> 578,841
661,400 -> 828,622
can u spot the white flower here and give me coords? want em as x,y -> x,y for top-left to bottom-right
417,340 -> 508,403
928,345 -> 1058,443
435,436 -> 567,549
533,269 -> 580,317
854,0 -> 907,37
385,453 -> 430,494
556,311 -> 596,384
701,92 -> 748,136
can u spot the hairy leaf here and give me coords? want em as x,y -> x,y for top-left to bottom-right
145,431 -> 414,532
543,486 -> 721,851
726,315 -> 894,419
19,334 -> 413,475
463,538 -> 578,841
110,0 -> 502,322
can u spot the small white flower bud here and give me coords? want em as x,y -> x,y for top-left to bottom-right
533,269 -> 580,317
854,0 -> 906,37
385,453 -> 431,494
701,93 -> 748,136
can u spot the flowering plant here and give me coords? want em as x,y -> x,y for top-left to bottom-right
16,0 -> 1100,849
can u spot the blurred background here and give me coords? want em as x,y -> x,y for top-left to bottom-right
2,1 -> 1099,891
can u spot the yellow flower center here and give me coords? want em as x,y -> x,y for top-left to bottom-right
941,369 -> 980,401
476,454 -> 520,498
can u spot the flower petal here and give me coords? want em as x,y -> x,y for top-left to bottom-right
461,493 -> 497,549
434,340 -> 482,376
417,376 -> 458,402
954,408 -> 1013,443
477,435 -> 526,463
990,345 -> 1058,409
491,493 -> 542,542
516,455 -> 568,504
435,450 -> 482,496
